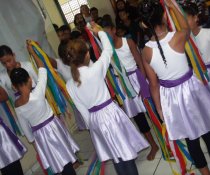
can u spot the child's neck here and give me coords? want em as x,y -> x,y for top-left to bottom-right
15,90 -> 30,107
113,36 -> 122,49
192,27 -> 201,36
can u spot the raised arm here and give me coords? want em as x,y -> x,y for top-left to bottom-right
91,23 -> 113,77
26,41 -> 47,96
0,86 -> 8,102
26,40 -> 44,68
165,0 -> 190,52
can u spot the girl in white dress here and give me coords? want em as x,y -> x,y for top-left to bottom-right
10,41 -> 79,175
102,19 -> 159,161
0,86 -> 26,175
66,22 -> 149,175
140,0 -> 210,175
183,3 -> 210,80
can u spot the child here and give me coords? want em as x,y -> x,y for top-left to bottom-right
102,19 -> 159,161
0,86 -> 26,175
66,22 -> 149,175
183,3 -> 210,78
10,41 -> 79,175
0,45 -> 37,100
140,0 -> 210,175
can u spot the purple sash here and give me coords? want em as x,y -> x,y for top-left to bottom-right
159,69 -> 193,88
206,64 -> 210,69
127,69 -> 150,99
0,117 -> 24,151
31,116 -> 54,132
88,99 -> 112,113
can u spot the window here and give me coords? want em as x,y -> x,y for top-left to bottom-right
58,0 -> 89,24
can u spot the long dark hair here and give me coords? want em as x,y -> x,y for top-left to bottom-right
10,68 -> 30,87
0,45 -> 13,58
67,39 -> 89,86
139,0 -> 167,66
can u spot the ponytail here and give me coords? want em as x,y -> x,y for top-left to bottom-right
140,0 -> 167,66
71,63 -> 81,86
150,24 -> 167,66
67,39 -> 89,86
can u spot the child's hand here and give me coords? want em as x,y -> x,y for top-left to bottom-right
164,0 -> 175,8
26,40 -> 35,55
90,22 -> 102,36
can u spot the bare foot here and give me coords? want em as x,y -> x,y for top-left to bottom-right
147,146 -> 159,161
73,161 -> 81,169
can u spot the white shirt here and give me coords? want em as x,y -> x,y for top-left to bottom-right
15,68 -> 53,142
56,58 -> 93,82
115,38 -> 137,72
0,61 -> 37,100
195,28 -> 210,65
146,32 -> 190,80
66,31 -> 113,126
56,59 -> 72,82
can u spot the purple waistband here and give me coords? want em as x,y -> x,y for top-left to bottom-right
159,69 -> 193,88
88,99 -> 112,113
0,117 -> 24,151
32,116 -> 54,132
206,64 -> 210,69
127,69 -> 150,99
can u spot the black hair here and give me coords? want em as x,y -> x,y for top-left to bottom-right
116,0 -> 126,10
58,25 -> 71,32
90,7 -> 98,13
101,14 -> 115,28
53,24 -> 59,31
182,2 -> 203,26
0,45 -> 13,58
74,13 -> 86,26
139,0 -> 167,66
10,68 -> 30,87
96,17 -> 103,26
70,31 -> 82,40
58,40 -> 68,61
182,2 -> 199,16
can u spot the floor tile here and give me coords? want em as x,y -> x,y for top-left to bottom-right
137,158 -> 161,175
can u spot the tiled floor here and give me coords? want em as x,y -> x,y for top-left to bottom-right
29,129 -> 210,175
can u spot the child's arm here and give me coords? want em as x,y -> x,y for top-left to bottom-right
165,0 -> 190,53
26,40 -> 44,68
142,47 -> 164,120
16,113 -> 35,143
26,41 -> 47,96
90,23 -> 113,77
0,86 -> 8,102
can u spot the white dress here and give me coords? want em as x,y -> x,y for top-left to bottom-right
15,68 -> 79,173
56,58 -> 89,130
66,31 -> 149,163
194,28 -> 210,79
115,37 -> 146,118
0,117 -> 26,169
146,32 -> 210,140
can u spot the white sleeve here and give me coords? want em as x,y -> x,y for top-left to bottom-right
33,68 -> 47,97
66,82 -> 90,129
16,114 -> 35,142
26,62 -> 38,82
91,31 -> 113,78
